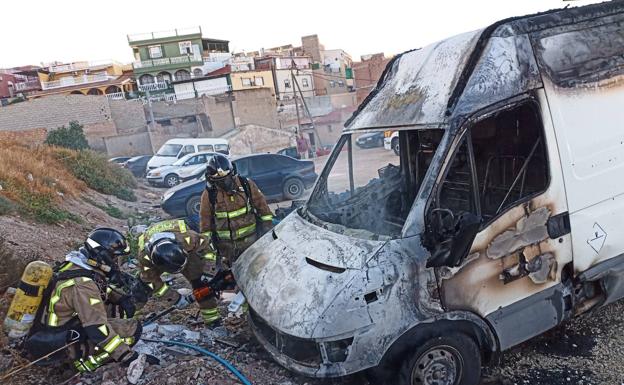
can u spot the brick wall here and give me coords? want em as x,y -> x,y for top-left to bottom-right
109,99 -> 147,135
104,132 -> 153,156
0,127 -> 47,144
232,88 -> 278,129
228,124 -> 294,154
0,94 -> 112,132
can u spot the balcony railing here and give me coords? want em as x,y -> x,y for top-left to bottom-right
133,55 -> 202,69
138,82 -> 170,92
105,92 -> 126,100
127,26 -> 202,43
41,74 -> 112,90
48,60 -> 114,73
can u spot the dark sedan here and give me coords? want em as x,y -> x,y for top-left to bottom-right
355,132 -> 385,148
123,155 -> 152,178
161,153 -> 317,217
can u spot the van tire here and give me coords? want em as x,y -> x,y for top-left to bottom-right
283,178 -> 304,200
185,196 -> 201,217
164,174 -> 180,187
392,137 -> 400,156
397,334 -> 480,385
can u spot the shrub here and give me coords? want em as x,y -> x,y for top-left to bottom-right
45,121 -> 90,150
54,149 -> 137,201
0,195 -> 15,215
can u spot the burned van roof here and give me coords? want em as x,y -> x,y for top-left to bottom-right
345,1 -> 624,131
345,30 -> 482,131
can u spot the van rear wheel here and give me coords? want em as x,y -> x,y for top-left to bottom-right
398,334 -> 480,385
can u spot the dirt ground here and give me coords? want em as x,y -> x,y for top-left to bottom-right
2,157 -> 624,385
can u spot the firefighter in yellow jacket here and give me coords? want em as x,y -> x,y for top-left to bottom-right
135,219 -> 221,326
24,228 -> 143,373
199,154 -> 274,266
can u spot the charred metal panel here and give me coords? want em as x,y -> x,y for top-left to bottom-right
487,207 -> 550,259
441,90 -> 573,331
485,283 -> 566,350
576,253 -> 624,306
493,1 -> 624,38
345,30 -> 482,130
234,213 -> 442,376
453,35 -> 542,118
532,15 -> 624,88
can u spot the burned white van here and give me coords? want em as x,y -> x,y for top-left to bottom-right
233,2 -> 624,384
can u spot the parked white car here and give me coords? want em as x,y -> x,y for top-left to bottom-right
147,152 -> 215,187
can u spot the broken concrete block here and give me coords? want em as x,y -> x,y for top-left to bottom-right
212,326 -> 229,339
158,324 -> 185,336
142,323 -> 158,334
182,330 -> 200,342
127,353 -> 147,384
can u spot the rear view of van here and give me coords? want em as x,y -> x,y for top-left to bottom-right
147,138 -> 229,172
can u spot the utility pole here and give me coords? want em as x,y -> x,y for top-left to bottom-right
291,60 -> 302,135
292,73 -> 323,148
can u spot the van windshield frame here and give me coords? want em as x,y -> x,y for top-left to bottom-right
304,127 -> 446,240
157,144 -> 183,157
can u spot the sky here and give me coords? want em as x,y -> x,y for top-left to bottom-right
0,0 -> 603,68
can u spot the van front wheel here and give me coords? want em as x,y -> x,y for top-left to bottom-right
398,334 -> 480,385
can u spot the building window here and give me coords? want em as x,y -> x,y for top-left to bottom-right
330,80 -> 335,88
284,79 -> 291,88
179,41 -> 192,55
193,68 -> 203,78
241,78 -> 252,87
302,78 -> 309,87
174,69 -> 191,81
139,74 -> 155,85
338,80 -> 344,87
255,77 -> 264,86
149,45 -> 163,59
156,72 -> 172,83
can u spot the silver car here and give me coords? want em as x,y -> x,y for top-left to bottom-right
147,152 -> 215,187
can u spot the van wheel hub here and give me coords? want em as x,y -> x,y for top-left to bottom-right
411,346 -> 461,385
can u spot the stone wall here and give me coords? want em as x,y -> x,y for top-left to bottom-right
104,132 -> 153,156
0,94 -> 111,132
228,124 -> 294,155
109,99 -> 147,135
0,127 -> 47,144
232,88 -> 278,129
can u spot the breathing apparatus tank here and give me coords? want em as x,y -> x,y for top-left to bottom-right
3,261 -> 53,338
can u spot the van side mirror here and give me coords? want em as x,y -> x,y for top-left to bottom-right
426,211 -> 481,268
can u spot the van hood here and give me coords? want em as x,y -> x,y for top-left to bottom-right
233,212 -> 388,339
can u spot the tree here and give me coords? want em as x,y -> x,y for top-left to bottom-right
45,121 -> 90,150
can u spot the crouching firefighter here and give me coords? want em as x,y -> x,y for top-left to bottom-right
200,154 -> 274,266
135,219 -> 222,326
23,228 -> 144,373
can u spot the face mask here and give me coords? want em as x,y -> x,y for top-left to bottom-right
216,175 -> 236,192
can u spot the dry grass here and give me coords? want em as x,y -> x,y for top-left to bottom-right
0,140 -> 85,202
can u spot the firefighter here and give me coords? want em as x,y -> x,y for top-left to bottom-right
24,228 -> 144,374
199,154 -> 274,266
135,219 -> 221,326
